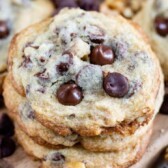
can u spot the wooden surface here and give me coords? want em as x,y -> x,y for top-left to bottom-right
0,112 -> 168,168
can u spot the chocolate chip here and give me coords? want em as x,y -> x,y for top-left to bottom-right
0,21 -> 10,39
51,152 -> 65,162
35,69 -> 49,81
56,63 -> 70,75
90,45 -> 115,65
103,72 -> 129,98
78,0 -> 99,11
76,65 -> 103,90
39,57 -> 46,63
20,55 -> 32,68
0,114 -> 14,137
56,51 -> 73,75
0,137 -> 16,158
160,94 -> 168,115
57,82 -> 83,106
154,16 -> 168,37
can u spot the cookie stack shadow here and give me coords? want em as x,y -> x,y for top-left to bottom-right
3,8 -> 165,168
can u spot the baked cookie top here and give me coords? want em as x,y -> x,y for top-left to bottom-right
10,8 -> 163,136
0,0 -> 54,74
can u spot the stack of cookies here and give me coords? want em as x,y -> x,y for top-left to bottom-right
4,8 -> 164,168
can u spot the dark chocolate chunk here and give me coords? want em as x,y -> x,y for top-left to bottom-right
56,51 -> 73,75
56,63 -> 69,75
103,72 -> 129,98
0,21 -> 10,39
39,57 -> 46,63
57,82 -> 83,106
160,94 -> 168,115
35,69 -> 49,81
0,113 -> 14,137
90,45 -> 115,65
78,0 -> 99,11
0,136 -> 16,158
154,16 -> 168,37
20,55 -> 32,69
51,152 -> 65,162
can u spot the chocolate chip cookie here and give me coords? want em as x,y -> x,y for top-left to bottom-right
9,8 -> 163,136
134,0 -> 168,81
0,0 -> 54,93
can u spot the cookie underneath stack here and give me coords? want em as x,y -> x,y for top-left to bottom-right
4,9 -> 164,168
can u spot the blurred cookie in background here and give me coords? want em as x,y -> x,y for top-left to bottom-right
100,0 -> 146,19
0,0 -> 54,94
52,0 -> 100,15
134,0 -> 168,81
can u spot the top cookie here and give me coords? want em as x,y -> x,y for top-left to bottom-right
9,8 -> 163,136
0,0 -> 54,74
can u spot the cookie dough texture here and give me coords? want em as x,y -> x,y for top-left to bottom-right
0,0 -> 54,93
8,8 -> 163,136
134,0 -> 168,80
